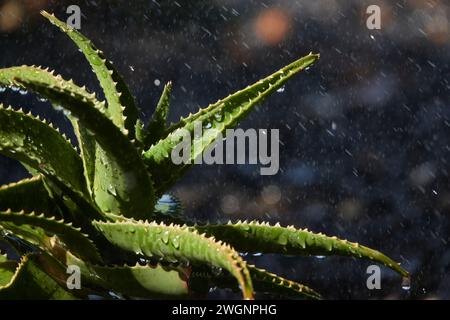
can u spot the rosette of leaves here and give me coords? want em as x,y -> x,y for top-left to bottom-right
0,12 -> 409,300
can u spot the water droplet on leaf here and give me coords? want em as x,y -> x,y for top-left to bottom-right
162,230 -> 170,244
107,184 -> 117,197
172,235 -> 180,249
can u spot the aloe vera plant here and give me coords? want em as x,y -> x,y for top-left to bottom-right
0,11 -> 409,300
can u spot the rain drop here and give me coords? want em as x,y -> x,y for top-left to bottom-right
331,122 -> 337,130
401,276 -> 411,291
154,79 -> 161,86
19,89 -> 27,95
211,266 -> 222,276
276,86 -> 285,93
108,291 -> 122,300
208,287 -> 218,294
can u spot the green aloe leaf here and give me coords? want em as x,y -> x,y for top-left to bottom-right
194,221 -> 409,278
0,210 -> 102,264
143,53 -> 319,194
30,13 -> 144,216
41,11 -> 139,139
14,77 -> 155,219
93,220 -> 254,299
0,103 -> 102,223
0,105 -> 87,197
138,81 -> 173,147
0,65 -> 102,195
0,65 -> 97,102
0,254 -> 77,299
0,175 -> 58,214
0,64 -> 152,219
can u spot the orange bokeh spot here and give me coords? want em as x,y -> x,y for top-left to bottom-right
0,1 -> 24,32
254,8 -> 291,46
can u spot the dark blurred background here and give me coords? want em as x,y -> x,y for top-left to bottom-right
1,0 -> 449,299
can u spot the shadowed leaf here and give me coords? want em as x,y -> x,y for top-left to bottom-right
192,264 -> 321,299
0,176 -> 58,214
0,210 -> 102,263
0,254 -> 77,299
66,252 -> 190,298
